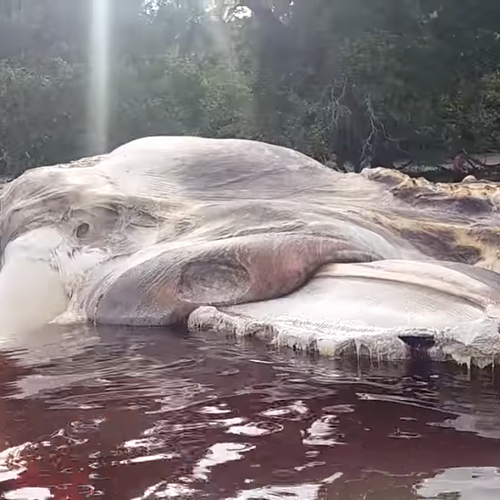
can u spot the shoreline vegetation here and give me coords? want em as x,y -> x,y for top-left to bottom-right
0,1 -> 499,182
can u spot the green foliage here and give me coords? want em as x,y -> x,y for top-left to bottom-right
108,55 -> 255,147
0,57 -> 86,175
0,0 -> 499,175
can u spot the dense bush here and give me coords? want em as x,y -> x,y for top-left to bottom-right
0,0 -> 499,175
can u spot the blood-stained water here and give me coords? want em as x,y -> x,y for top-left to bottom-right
0,324 -> 500,499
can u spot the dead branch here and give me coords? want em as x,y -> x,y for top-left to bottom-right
326,77 -> 351,130
361,94 -> 379,162
462,151 -> 500,170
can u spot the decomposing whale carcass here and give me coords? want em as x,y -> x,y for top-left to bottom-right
2,136 -> 500,367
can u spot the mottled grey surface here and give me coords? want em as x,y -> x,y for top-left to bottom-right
2,136 -> 500,365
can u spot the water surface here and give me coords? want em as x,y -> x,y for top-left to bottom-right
0,325 -> 500,499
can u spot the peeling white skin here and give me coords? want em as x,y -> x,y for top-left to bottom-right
188,308 -> 500,367
3,136 -> 500,368
188,262 -> 500,367
0,227 -> 109,339
0,228 -> 68,340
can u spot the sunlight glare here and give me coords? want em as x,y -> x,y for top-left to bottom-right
89,0 -> 111,155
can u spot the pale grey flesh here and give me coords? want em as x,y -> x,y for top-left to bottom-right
2,137 -> 500,369
188,261 -> 500,368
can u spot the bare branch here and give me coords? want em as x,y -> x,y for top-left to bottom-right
361,94 -> 379,162
463,152 -> 500,169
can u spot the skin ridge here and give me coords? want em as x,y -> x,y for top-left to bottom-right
1,136 -> 500,334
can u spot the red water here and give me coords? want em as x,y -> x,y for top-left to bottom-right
0,324 -> 500,499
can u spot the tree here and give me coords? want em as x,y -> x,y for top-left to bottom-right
0,0 -> 499,176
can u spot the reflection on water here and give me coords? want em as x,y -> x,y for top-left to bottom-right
0,325 -> 500,499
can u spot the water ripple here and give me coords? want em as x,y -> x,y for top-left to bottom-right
0,328 -> 499,499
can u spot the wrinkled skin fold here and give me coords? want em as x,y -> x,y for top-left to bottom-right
2,136 -> 500,367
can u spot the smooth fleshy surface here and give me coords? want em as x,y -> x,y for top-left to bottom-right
3,137 -> 500,362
